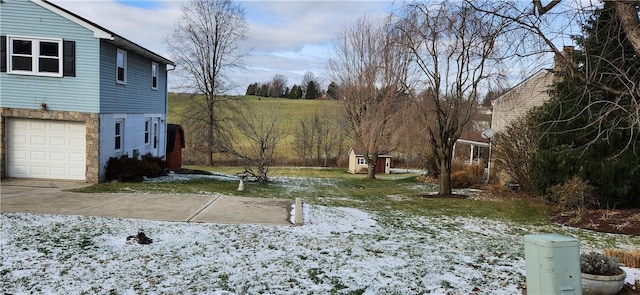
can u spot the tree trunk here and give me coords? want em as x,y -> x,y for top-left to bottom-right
438,157 -> 452,195
257,163 -> 267,185
207,98 -> 215,166
614,1 -> 640,55
366,155 -> 378,180
366,161 -> 377,179
207,122 -> 214,166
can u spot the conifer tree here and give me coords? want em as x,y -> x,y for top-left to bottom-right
530,2 -> 640,207
304,81 -> 319,99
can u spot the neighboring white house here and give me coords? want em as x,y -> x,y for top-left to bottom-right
347,147 -> 392,174
0,0 -> 174,182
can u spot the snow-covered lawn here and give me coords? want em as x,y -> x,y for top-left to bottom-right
2,203 -> 638,294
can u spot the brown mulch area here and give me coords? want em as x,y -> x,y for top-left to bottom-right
550,208 -> 640,237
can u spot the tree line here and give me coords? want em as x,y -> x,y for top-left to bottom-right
245,71 -> 341,100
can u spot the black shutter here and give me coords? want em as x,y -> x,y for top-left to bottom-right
1,36 -> 6,72
63,40 -> 75,77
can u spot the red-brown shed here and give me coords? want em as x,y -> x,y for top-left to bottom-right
166,124 -> 185,171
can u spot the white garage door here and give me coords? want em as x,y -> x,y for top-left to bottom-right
7,118 -> 86,180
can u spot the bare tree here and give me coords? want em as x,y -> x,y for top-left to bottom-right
167,0 -> 247,166
328,16 -> 408,179
269,74 -> 288,98
396,1 -> 508,195
293,110 -> 347,167
218,105 -> 288,184
292,117 -> 315,166
492,116 -> 535,191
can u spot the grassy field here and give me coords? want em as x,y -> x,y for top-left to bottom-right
168,94 -> 340,125
168,94 -> 345,159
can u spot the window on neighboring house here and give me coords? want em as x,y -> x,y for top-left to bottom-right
115,120 -> 124,150
8,36 -> 62,76
116,48 -> 127,84
151,62 -> 158,89
144,119 -> 150,145
153,121 -> 159,149
357,158 -> 366,165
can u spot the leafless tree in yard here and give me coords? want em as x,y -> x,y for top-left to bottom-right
395,1 -> 509,195
293,110 -> 347,167
328,16 -> 409,179
167,0 -> 247,166
218,105 -> 288,184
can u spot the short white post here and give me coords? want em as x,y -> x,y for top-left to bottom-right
237,173 -> 246,191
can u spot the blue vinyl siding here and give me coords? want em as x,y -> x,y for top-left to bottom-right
99,41 -> 167,114
0,0 -> 100,113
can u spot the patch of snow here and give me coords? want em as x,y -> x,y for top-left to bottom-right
2,206 -> 637,294
390,168 -> 426,174
623,267 -> 640,285
144,173 -> 237,183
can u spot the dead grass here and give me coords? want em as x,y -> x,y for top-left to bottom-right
604,248 -> 640,268
450,161 -> 484,188
600,209 -> 619,223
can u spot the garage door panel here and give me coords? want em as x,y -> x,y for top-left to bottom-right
7,118 -> 86,180
30,166 -> 47,177
69,153 -> 84,161
30,151 -> 47,161
11,165 -> 28,175
12,150 -> 27,160
30,120 -> 47,131
30,135 -> 46,145
69,137 -> 84,147
11,119 -> 28,129
50,136 -> 66,146
69,123 -> 84,133
50,167 -> 67,178
50,123 -> 66,132
10,134 -> 27,144
50,151 -> 66,161
69,167 -> 85,177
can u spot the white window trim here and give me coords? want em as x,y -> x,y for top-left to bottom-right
151,62 -> 158,90
115,119 -> 124,151
153,120 -> 159,149
144,118 -> 151,145
116,48 -> 127,84
357,157 -> 366,165
7,35 -> 63,77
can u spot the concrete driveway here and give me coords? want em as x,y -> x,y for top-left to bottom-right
1,179 -> 298,226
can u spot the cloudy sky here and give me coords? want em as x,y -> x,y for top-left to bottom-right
51,0 -> 399,94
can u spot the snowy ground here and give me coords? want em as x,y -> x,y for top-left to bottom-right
2,203 -> 638,294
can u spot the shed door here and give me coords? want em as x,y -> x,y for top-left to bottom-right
7,118 -> 85,180
375,158 -> 386,173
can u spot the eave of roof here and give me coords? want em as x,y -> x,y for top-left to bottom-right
34,0 -> 174,66
350,147 -> 392,157
491,68 -> 552,106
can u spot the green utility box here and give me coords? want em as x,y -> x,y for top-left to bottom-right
524,234 -> 582,295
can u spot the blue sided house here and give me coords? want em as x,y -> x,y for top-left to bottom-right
0,0 -> 174,182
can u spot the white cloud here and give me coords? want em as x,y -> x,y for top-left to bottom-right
50,0 -> 395,94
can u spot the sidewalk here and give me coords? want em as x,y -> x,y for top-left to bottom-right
1,179 -> 296,226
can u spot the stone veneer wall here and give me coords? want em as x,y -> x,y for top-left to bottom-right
0,108 -> 100,183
